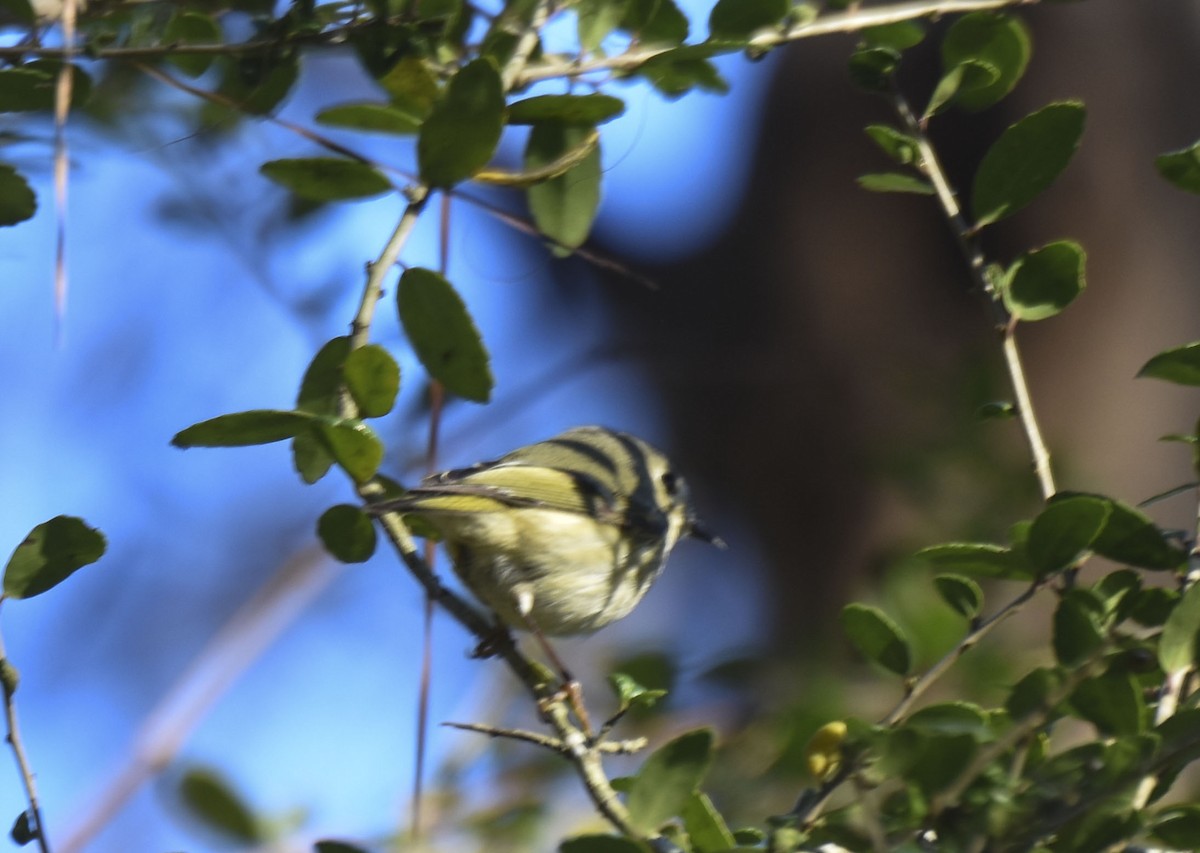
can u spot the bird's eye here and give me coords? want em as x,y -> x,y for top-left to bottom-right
660,470 -> 679,495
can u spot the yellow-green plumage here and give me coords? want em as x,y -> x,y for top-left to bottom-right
375,426 -> 715,636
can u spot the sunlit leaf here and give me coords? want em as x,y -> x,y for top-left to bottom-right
940,12 -> 1031,112
417,58 -> 505,188
526,124 -> 601,253
841,603 -> 911,675
1156,142 -> 1200,194
4,516 -> 105,599
626,729 -> 714,832
397,268 -> 493,403
972,102 -> 1086,227
1003,240 -> 1086,321
1139,341 -> 1200,386
1159,581 -> 1200,674
343,345 -> 400,418
261,158 -> 391,201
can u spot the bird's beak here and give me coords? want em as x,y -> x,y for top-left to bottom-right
687,515 -> 726,549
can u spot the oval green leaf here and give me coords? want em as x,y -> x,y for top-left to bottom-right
343,344 -> 400,418
848,47 -> 900,93
297,336 -> 352,415
916,542 -> 1034,580
841,603 -> 911,675
316,421 -> 383,484
315,103 -> 421,135
178,767 -> 262,843
526,124 -> 601,253
1053,590 -> 1105,667
4,516 -> 106,599
933,574 -> 983,619
1159,581 -> 1200,675
619,0 -> 689,46
559,836 -> 645,853
377,55 -> 439,118
508,94 -> 624,126
940,12 -> 1031,112
708,0 -> 787,41
864,124 -> 919,165
397,268 -> 493,403
173,410 -> 317,447
1003,240 -> 1086,321
260,157 -> 391,201
163,11 -> 222,77
317,504 -> 377,563
1156,142 -> 1200,194
417,58 -> 505,188
1089,496 -> 1185,570
1139,341 -> 1200,386
924,59 -> 1000,122
857,172 -> 934,195
862,21 -> 926,51
1028,494 -> 1109,573
681,791 -> 737,853
607,672 -> 667,713
293,431 -> 335,485
0,165 -> 35,227
1151,806 -> 1200,849
626,728 -> 715,833
1069,672 -> 1144,736
971,102 -> 1086,227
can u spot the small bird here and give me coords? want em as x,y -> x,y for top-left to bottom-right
373,426 -> 721,638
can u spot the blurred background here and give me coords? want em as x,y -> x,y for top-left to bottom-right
1,0 -> 1199,850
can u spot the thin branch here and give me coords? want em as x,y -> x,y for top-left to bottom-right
443,721 -> 647,755
892,89 -> 1057,500
0,611 -> 52,853
516,0 -> 1040,86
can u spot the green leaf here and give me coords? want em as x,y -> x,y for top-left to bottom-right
841,603 -> 911,675
1006,667 -> 1064,720
857,172 -> 934,195
559,836 -> 645,853
924,60 -> 999,122
293,432 -> 335,485
1150,806 -> 1200,848
179,767 -> 262,844
397,268 -> 493,403
1138,341 -> 1200,386
317,505 -> 377,563
1053,590 -> 1105,666
619,0 -> 688,46
260,158 -> 392,201
526,124 -> 601,254
1069,672 -> 1144,736
173,410 -> 317,447
971,102 -> 1086,227
508,94 -> 624,126
314,841 -> 371,853
0,65 -> 89,112
1002,240 -> 1086,321
847,47 -> 900,93
343,345 -> 400,418
10,810 -> 34,846
163,11 -> 222,77
861,21 -> 925,51
576,0 -> 629,52
708,0 -> 787,41
626,729 -> 715,833
977,400 -> 1016,420
906,702 -> 992,740
0,0 -> 34,26
638,47 -> 728,99
1159,581 -> 1200,674
940,12 -> 1031,112
916,542 -> 1034,580
217,54 -> 298,116
1028,494 -> 1110,573
315,103 -> 422,135
4,516 -> 105,600
417,58 -> 505,188
607,672 -> 667,713
681,791 -> 736,853
1088,496 -> 1185,570
0,165 -> 35,227
316,421 -> 383,484
864,124 -> 920,165
933,574 -> 983,619
377,56 -> 439,118
1130,586 -> 1178,628
297,337 -> 352,416
1156,142 -> 1200,194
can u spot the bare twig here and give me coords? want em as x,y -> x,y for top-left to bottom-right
0,611 -> 52,853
